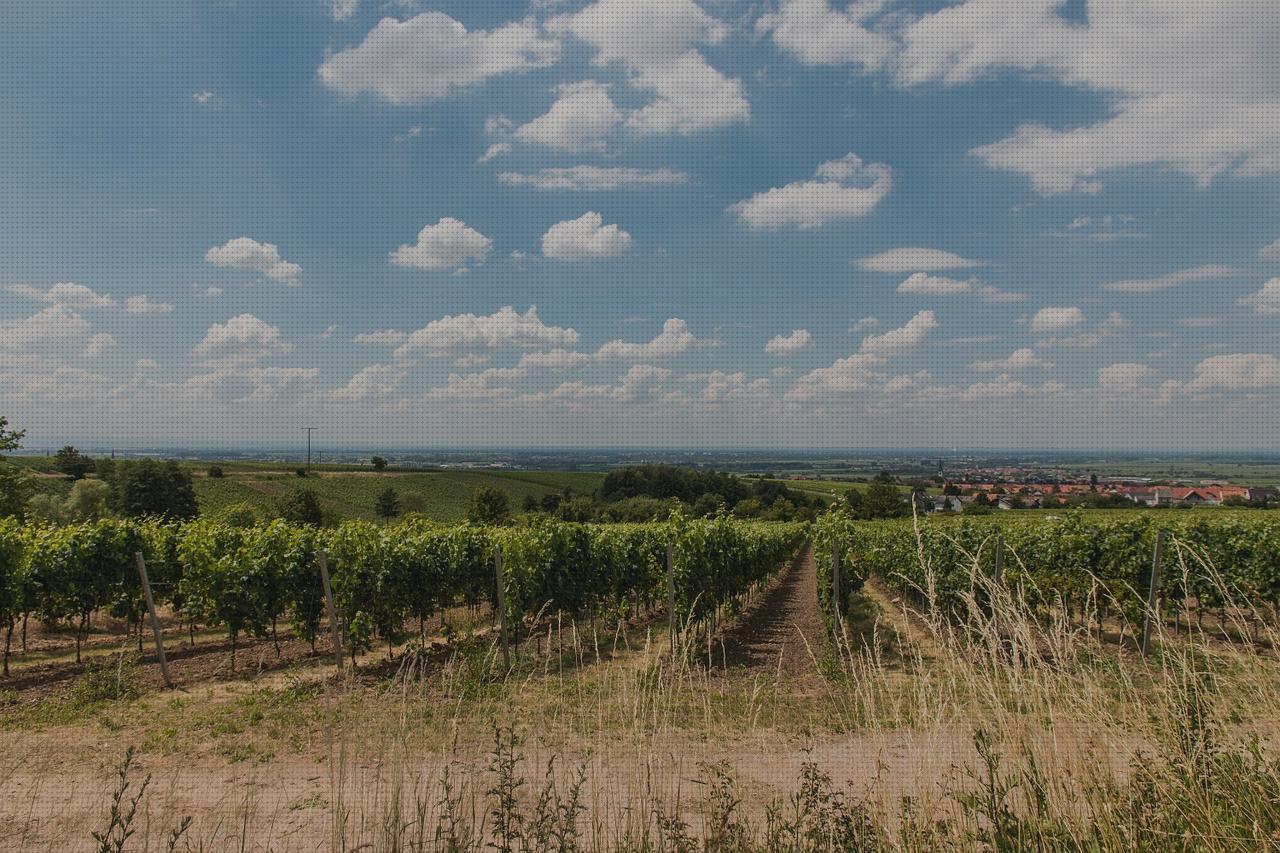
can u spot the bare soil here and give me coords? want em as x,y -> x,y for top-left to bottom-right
709,545 -> 827,684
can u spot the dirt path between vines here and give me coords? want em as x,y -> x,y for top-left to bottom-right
709,544 -> 826,684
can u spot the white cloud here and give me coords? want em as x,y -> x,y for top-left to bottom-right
969,348 -> 1054,372
192,314 -> 293,362
1102,265 -> 1245,293
1180,353 -> 1280,393
1239,278 -> 1280,315
1030,306 -> 1084,333
1098,362 -> 1154,392
857,247 -> 984,273
541,212 -> 632,261
330,364 -> 408,402
894,1 -> 1280,193
497,166 -> 689,191
192,91 -> 214,104
390,218 -> 493,271
729,152 -> 892,229
1261,237 -> 1280,262
125,294 -> 175,315
0,305 -> 91,350
596,318 -> 696,361
353,329 -> 408,346
478,142 -> 512,163
858,309 -> 937,357
897,273 -> 973,295
7,282 -> 117,310
394,306 -> 579,358
317,12 -> 559,105
80,333 -> 117,359
895,273 -> 1026,303
552,0 -> 749,135
517,349 -> 593,369
454,353 -> 490,368
787,352 -> 884,399
514,81 -> 623,151
205,237 -> 301,283
329,0 -> 358,22
757,0 -> 895,70
764,329 -> 813,355
201,286 -> 223,298
850,316 -> 879,331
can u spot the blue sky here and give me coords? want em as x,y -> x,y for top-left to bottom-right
2,0 -> 1279,450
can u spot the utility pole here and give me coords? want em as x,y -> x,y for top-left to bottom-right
302,427 -> 316,472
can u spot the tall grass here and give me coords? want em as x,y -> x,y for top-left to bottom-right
72,530 -> 1280,851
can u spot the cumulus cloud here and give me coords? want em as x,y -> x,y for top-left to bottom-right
850,316 -> 879,331
757,0 -> 895,70
517,349 -> 593,369
394,306 -> 579,358
787,352 -> 884,399
329,0 -> 358,21
1239,278 -> 1280,315
390,218 -> 493,271
1030,306 -> 1084,333
330,364 -> 408,402
764,329 -> 813,355
969,348 -> 1054,372
1098,362 -> 1154,392
729,152 -> 892,229
7,282 -> 117,310
192,314 -> 293,362
896,273 -> 1025,302
541,212 -> 632,260
858,309 -> 937,357
596,318 -> 696,361
0,305 -> 92,350
496,166 -> 689,191
353,329 -> 408,346
1176,353 -> 1280,393
1261,237 -> 1280,262
205,237 -> 301,283
551,0 -> 749,135
1102,265 -> 1245,293
514,81 -> 623,151
125,295 -> 175,315
317,12 -> 559,105
857,247 -> 985,273
80,333 -> 117,359
892,1 -> 1280,193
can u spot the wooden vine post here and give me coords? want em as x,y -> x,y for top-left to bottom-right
133,552 -> 173,688
992,535 -> 1005,654
831,545 -> 842,624
316,549 -> 343,671
494,546 -> 510,672
1141,530 -> 1165,656
666,543 -> 677,658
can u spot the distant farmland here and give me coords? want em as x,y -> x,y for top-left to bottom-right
193,466 -> 606,522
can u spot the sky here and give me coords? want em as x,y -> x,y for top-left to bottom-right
2,0 -> 1279,451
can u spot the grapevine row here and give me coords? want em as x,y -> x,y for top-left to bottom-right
841,511 -> 1280,628
0,515 -> 804,672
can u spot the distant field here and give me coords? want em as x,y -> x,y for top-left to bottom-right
193,467 -> 606,522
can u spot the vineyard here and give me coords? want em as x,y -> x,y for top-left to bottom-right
830,511 -> 1280,642
0,515 -> 805,677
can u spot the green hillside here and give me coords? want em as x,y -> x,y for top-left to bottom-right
194,468 -> 606,522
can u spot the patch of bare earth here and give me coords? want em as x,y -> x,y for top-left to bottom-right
708,544 -> 828,686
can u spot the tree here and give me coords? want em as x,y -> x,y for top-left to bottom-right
278,487 -> 324,526
108,459 -> 199,520
467,486 -> 510,525
64,479 -> 110,521
375,487 -> 400,519
54,446 -> 94,480
843,489 -> 864,516
370,456 -> 388,471
863,482 -> 905,519
207,465 -> 225,479
0,416 -> 32,519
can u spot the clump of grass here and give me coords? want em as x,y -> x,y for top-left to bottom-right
92,746 -> 191,853
73,653 -> 142,707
